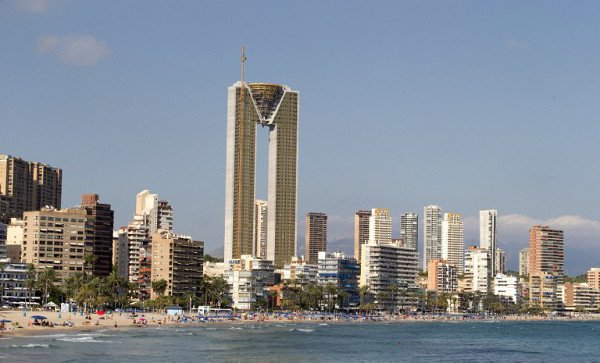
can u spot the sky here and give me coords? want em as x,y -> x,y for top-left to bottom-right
2,1 -> 600,274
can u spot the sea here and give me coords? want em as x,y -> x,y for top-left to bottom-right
1,320 -> 599,362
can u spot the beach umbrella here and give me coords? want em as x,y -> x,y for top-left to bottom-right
30,315 -> 47,320
96,310 -> 106,316
0,319 -> 11,323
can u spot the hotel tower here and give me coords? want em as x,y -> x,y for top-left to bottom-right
224,49 -> 299,267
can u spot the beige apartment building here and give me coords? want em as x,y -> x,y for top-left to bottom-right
305,212 -> 327,264
0,154 -> 62,221
354,210 -> 371,263
587,268 -> 600,290
22,208 -> 90,282
529,225 -> 564,307
427,259 -> 458,293
150,231 -> 204,299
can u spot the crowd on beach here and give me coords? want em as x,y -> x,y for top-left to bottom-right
0,309 -> 599,336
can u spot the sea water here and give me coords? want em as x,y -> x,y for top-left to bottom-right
0,320 -> 598,362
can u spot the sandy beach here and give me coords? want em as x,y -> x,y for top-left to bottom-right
0,308 -> 599,337
0,310 -> 177,336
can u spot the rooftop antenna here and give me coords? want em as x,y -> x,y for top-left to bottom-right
241,45 -> 247,84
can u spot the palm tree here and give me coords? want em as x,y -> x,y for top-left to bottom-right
324,283 -> 338,312
387,284 -> 400,313
37,267 -> 57,306
151,279 -> 168,297
25,264 -> 37,307
358,285 -> 371,314
0,261 -> 5,305
106,266 -> 129,309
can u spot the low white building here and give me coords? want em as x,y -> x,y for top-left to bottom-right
203,261 -> 225,277
0,261 -> 39,306
283,256 -> 317,285
224,255 -> 275,310
494,273 -> 519,303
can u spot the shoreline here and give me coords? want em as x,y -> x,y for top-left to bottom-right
1,310 -> 600,338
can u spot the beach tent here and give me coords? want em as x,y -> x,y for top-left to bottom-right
44,302 -> 58,310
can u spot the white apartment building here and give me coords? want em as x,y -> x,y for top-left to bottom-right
369,208 -> 391,245
399,212 -> 418,251
361,240 -> 419,308
494,273 -> 519,303
423,205 -> 442,271
441,213 -> 464,274
479,210 -> 497,280
224,255 -> 275,310
464,246 -> 489,293
283,256 -> 318,285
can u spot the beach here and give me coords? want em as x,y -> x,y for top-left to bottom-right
1,309 -> 600,338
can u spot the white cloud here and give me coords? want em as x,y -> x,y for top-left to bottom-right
37,34 -> 110,66
505,39 -> 529,49
19,0 -> 48,13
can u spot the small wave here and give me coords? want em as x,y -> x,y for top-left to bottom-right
10,343 -> 50,348
289,328 -> 314,333
57,336 -> 112,343
318,323 -> 328,326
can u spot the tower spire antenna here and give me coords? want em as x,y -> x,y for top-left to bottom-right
241,45 -> 247,84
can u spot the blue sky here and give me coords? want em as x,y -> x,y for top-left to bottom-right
2,1 -> 600,274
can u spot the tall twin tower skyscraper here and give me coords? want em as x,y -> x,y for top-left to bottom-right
224,51 -> 299,267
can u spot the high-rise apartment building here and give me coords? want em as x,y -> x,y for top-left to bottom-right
127,190 -> 173,297
20,195 -> 114,282
479,209 -> 498,281
112,228 -> 129,278
529,225 -> 564,307
253,200 -> 268,258
150,230 -> 204,299
423,205 -> 442,271
519,248 -> 530,277
22,207 -> 90,282
305,212 -> 327,264
441,213 -> 463,274
360,240 -> 419,308
495,248 -> 506,275
0,154 -> 62,220
354,210 -> 371,262
587,268 -> 600,290
464,246 -> 489,293
529,225 -> 564,279
81,194 -> 114,277
369,208 -> 391,245
399,212 -> 418,251
224,79 -> 299,268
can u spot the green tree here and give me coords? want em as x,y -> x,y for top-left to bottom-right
36,267 -> 57,306
151,279 -> 168,297
0,261 -> 5,304
25,264 -> 37,307
106,267 -> 130,309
